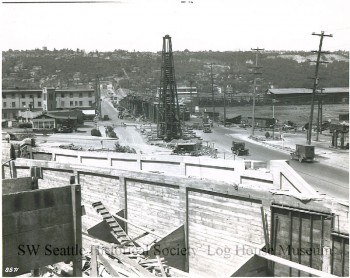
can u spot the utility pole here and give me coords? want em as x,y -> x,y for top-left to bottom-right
223,86 -> 226,127
319,88 -> 324,134
307,31 -> 332,145
189,80 -> 193,116
210,63 -> 215,123
250,48 -> 264,136
316,88 -> 325,140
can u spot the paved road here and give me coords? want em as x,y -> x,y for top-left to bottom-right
199,125 -> 349,201
100,98 -> 349,200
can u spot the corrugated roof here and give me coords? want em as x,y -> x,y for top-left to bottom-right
267,87 -> 349,95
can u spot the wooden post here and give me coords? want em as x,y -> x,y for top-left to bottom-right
90,245 -> 98,277
9,160 -> 17,178
184,188 -> 189,272
156,255 -> 167,277
119,176 -> 128,234
71,184 -> 82,277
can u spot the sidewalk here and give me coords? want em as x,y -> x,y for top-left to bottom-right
221,125 -> 349,170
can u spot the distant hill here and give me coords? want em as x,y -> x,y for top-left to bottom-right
2,49 -> 349,94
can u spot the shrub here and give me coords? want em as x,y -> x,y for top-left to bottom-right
114,142 -> 136,153
19,123 -> 33,128
109,131 -> 118,139
91,129 -> 101,137
265,132 -> 271,139
106,126 -> 113,132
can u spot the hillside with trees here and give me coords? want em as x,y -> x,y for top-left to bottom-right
2,49 -> 348,94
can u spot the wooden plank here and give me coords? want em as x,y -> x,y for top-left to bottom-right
2,186 -> 72,214
90,246 -> 98,277
114,252 -> 156,277
2,204 -> 73,236
156,255 -> 166,277
2,177 -> 34,195
97,254 -> 120,277
3,223 -> 74,257
112,213 -> 163,238
256,251 -> 338,278
71,184 -> 82,277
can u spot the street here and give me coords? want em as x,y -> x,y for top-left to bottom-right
99,94 -> 349,201
199,125 -> 349,201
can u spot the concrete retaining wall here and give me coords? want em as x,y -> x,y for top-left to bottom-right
10,158 -> 349,276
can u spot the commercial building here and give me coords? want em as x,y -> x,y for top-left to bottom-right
2,87 -> 95,120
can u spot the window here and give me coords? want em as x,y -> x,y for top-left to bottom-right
29,95 -> 33,99
22,102 -> 26,107
61,101 -> 65,107
75,101 -> 78,106
3,102 -> 6,108
2,94 -> 6,99
39,121 -> 43,128
79,93 -> 82,98
89,101 -> 93,106
49,94 -> 54,100
38,101 -> 42,107
70,93 -> 73,98
3,113 -> 7,118
43,93 -> 47,100
79,101 -> 83,106
37,93 -> 42,98
12,112 -> 16,118
70,101 -> 73,106
12,94 -> 15,99
88,92 -> 92,97
61,93 -> 65,98
21,94 -> 25,98
12,102 -> 16,108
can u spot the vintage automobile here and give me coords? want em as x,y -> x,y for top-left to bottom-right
231,141 -> 249,156
290,144 -> 315,162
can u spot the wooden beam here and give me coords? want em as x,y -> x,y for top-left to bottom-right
156,255 -> 167,277
113,214 -> 163,238
97,253 -> 120,277
90,245 -> 98,277
114,252 -> 156,277
255,251 -> 339,278
119,232 -> 149,248
71,184 -> 82,277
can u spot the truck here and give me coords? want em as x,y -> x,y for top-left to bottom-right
231,141 -> 249,156
203,124 -> 212,133
290,144 -> 315,162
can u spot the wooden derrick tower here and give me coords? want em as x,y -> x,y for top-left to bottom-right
157,35 -> 182,141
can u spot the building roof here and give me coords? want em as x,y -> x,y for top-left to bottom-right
2,89 -> 42,93
56,89 -> 94,92
266,87 -> 349,95
33,113 -> 77,120
2,88 -> 94,94
82,110 -> 96,115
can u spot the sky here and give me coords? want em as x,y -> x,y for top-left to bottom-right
1,0 -> 349,52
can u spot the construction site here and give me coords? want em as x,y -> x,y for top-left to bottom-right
2,35 -> 349,277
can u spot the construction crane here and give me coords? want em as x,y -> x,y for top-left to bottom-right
157,35 -> 182,141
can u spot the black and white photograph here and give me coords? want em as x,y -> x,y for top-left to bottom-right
1,0 -> 349,277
